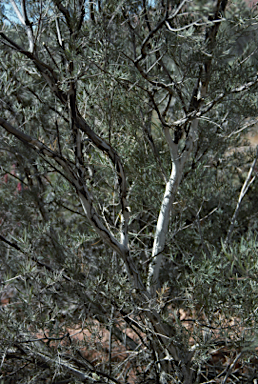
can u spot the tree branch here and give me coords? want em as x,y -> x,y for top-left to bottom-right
0,116 -> 145,292
10,0 -> 34,52
224,146 -> 258,247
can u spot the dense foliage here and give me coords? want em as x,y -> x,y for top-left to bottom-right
1,1 -> 258,383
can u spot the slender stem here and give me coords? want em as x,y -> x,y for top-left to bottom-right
224,146 -> 258,247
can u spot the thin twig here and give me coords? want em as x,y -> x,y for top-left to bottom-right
224,146 -> 258,246
43,42 -> 60,71
55,119 -> 63,156
222,352 -> 242,384
109,305 -> 114,376
195,209 -> 211,259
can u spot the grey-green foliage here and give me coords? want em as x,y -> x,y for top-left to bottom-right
1,0 -> 258,383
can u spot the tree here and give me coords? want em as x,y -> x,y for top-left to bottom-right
1,0 -> 258,383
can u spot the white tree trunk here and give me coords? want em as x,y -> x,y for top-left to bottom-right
147,120 -> 198,296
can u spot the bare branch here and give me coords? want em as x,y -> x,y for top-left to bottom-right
55,17 -> 64,48
43,42 -> 60,71
52,0 -> 73,34
0,116 -> 146,292
9,0 -> 24,24
141,109 -> 168,183
74,110 -> 130,249
170,75 -> 258,128
136,0 -> 189,64
10,0 -> 34,52
0,117 -> 74,182
0,32 -> 66,103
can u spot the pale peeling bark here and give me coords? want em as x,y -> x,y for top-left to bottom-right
147,120 -> 198,296
147,1 -> 229,297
